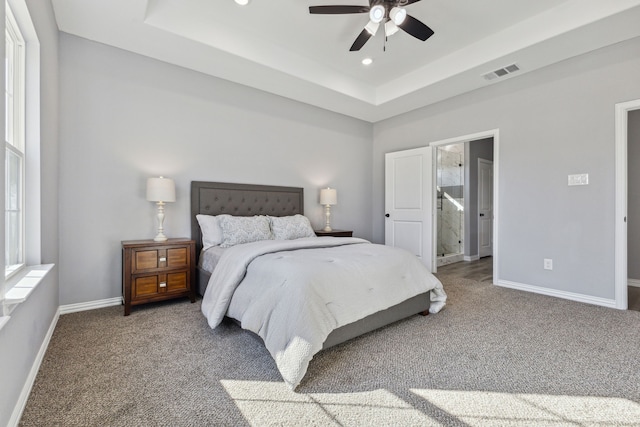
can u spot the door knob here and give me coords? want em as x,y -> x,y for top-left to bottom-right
385,213 -> 390,217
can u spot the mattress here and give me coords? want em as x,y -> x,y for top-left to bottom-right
198,246 -> 227,274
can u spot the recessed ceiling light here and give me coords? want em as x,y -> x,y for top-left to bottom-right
362,58 -> 373,66
234,0 -> 250,5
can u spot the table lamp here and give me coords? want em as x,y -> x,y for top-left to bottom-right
146,176 -> 176,241
320,187 -> 337,232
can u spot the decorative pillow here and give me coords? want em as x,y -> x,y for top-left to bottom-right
218,215 -> 272,248
196,214 -> 223,249
269,215 -> 316,240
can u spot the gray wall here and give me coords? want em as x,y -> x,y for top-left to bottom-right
58,34 -> 373,305
628,109 -> 640,280
464,138 -> 494,258
0,0 -> 59,425
373,36 -> 640,300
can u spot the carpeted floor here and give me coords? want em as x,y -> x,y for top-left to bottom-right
20,273 -> 640,426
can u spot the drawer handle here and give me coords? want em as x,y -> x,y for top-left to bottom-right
159,257 -> 167,263
159,282 -> 167,288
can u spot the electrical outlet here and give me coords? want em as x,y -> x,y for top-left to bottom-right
544,259 -> 553,270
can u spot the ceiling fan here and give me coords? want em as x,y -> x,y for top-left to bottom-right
309,0 -> 434,51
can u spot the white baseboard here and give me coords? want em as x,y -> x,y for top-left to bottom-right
9,308 -> 60,427
464,255 -> 480,262
496,280 -> 618,309
628,279 -> 640,288
59,297 -> 122,314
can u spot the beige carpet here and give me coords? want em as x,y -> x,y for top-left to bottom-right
20,274 -> 640,426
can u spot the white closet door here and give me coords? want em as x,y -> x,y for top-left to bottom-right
385,147 -> 433,272
478,159 -> 493,258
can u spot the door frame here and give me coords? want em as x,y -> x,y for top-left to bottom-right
429,129 -> 499,283
478,158 -> 494,258
614,99 -> 640,309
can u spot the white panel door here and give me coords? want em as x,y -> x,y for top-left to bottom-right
478,158 -> 493,258
385,147 -> 433,271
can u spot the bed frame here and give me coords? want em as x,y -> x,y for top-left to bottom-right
191,181 -> 430,349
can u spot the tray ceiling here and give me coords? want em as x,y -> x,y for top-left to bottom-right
52,0 -> 640,122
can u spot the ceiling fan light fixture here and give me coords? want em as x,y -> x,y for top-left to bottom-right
364,20 -> 380,36
369,5 -> 385,24
389,7 -> 407,25
385,20 -> 400,36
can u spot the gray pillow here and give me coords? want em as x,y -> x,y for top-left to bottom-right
218,215 -> 272,248
269,215 -> 316,240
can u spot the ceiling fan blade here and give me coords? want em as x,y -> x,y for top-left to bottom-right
309,5 -> 370,14
398,14 -> 434,41
349,28 -> 373,51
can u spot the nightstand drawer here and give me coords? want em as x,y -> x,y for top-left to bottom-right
133,275 -> 161,298
132,271 -> 188,299
131,246 -> 189,273
167,247 -> 188,268
135,250 -> 160,270
166,271 -> 188,292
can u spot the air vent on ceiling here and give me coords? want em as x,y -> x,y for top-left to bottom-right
482,63 -> 520,81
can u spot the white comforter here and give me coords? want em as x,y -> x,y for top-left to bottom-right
201,237 -> 446,389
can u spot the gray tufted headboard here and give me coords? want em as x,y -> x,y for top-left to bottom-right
190,181 -> 304,257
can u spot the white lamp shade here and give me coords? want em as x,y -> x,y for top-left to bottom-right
146,177 -> 176,202
320,188 -> 337,206
385,20 -> 400,37
369,5 -> 385,23
390,7 -> 407,25
364,20 -> 380,35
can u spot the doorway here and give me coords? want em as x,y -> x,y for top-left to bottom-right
616,100 -> 640,310
430,130 -> 499,284
434,138 -> 494,267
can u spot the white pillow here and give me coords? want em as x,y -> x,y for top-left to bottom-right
196,214 -> 224,250
218,215 -> 272,248
269,215 -> 316,240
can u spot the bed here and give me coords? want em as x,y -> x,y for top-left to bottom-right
191,181 -> 446,389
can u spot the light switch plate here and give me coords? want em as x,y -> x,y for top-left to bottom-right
568,174 -> 588,186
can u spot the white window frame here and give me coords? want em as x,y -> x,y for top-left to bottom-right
4,2 -> 25,280
2,0 -> 43,318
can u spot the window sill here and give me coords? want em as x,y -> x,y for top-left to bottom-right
3,264 -> 54,316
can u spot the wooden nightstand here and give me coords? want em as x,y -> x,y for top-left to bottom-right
121,238 -> 196,316
315,229 -> 353,237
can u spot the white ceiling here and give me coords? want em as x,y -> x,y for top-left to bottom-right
51,0 -> 640,122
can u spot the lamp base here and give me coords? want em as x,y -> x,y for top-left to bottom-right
153,233 -> 168,242
153,201 -> 168,242
323,204 -> 333,233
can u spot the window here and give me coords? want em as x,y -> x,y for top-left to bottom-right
5,3 -> 25,278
